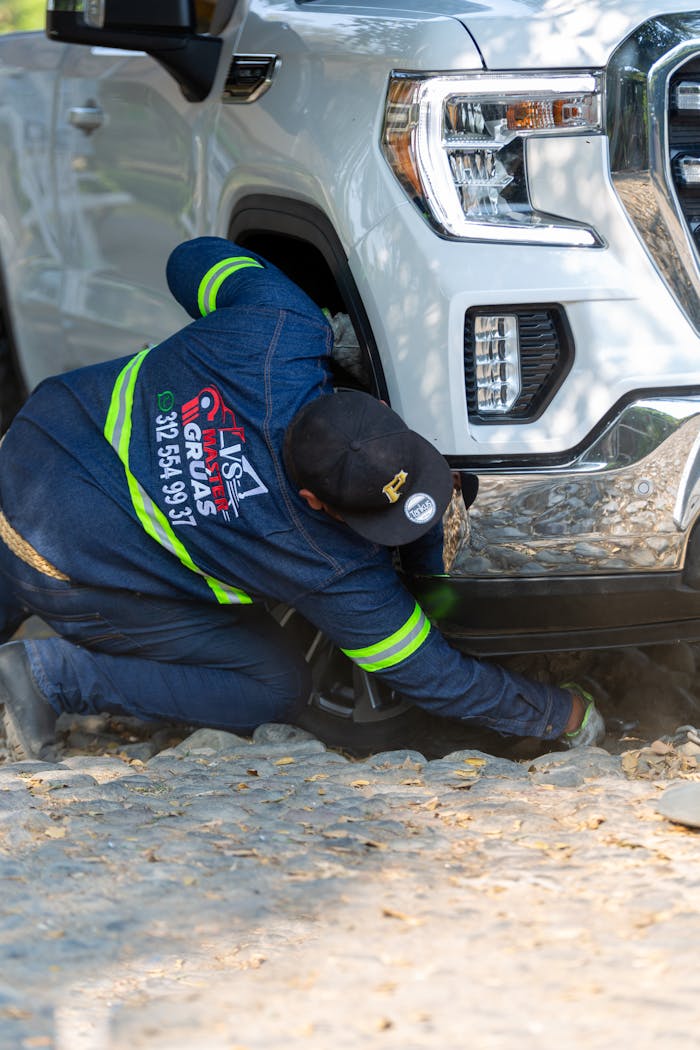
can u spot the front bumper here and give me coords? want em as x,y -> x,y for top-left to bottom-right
410,394 -> 700,654
448,394 -> 700,578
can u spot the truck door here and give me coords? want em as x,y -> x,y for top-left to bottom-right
53,42 -> 224,369
0,31 -> 65,393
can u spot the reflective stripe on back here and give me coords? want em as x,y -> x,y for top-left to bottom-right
104,350 -> 252,605
341,602 -> 431,672
197,256 -> 264,316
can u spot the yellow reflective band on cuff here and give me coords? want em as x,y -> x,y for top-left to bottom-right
104,350 -> 252,606
341,603 -> 431,672
197,256 -> 264,316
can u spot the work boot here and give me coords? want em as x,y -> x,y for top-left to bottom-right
558,683 -> 606,749
0,642 -> 58,761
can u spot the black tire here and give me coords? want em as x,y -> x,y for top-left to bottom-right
273,605 -> 427,756
273,607 -> 554,759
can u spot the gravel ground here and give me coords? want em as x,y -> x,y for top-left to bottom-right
3,633 -> 700,1050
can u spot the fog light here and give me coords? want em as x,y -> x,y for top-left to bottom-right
474,314 -> 521,413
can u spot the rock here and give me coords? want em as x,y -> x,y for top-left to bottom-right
439,749 -> 524,778
252,723 -> 321,745
174,729 -> 251,754
528,747 -> 623,779
657,781 -> 700,827
367,750 -> 426,769
118,742 -> 158,762
530,766 -> 585,787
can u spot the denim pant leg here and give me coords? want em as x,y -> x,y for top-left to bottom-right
0,554 -> 29,642
0,542 -> 311,732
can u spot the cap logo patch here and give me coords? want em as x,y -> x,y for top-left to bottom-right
404,492 -> 436,525
382,470 -> 408,504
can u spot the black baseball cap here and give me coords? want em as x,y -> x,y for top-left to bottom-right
283,391 -> 477,546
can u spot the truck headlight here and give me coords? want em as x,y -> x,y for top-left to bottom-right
382,72 -> 603,247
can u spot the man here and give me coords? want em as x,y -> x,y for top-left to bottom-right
0,237 -> 604,761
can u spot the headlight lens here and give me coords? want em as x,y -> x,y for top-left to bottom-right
382,72 -> 603,246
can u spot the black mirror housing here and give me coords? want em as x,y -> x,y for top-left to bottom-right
46,2 -> 223,102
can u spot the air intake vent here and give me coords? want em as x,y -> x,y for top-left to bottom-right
223,55 -> 278,104
464,305 -> 573,424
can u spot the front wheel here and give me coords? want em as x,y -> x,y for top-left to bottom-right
273,606 -> 427,755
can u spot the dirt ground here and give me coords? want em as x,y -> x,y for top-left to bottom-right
3,632 -> 700,1049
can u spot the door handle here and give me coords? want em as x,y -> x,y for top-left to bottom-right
68,102 -> 104,135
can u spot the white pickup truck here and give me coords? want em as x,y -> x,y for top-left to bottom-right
2,0 -> 700,676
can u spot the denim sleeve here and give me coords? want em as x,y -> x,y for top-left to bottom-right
294,561 -> 572,740
396,521 -> 445,575
166,237 -> 328,324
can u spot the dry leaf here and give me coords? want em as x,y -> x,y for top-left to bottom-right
274,757 -> 295,766
381,907 -> 423,926
621,751 -> 641,775
351,779 -> 371,788
0,1006 -> 31,1020
650,740 -> 674,755
44,826 -> 66,839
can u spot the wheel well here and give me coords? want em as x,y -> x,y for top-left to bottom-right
228,196 -> 387,399
233,232 -> 346,315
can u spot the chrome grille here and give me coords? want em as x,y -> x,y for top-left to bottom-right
669,61 -> 700,252
607,15 -> 700,333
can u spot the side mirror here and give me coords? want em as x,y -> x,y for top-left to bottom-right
46,0 -> 232,102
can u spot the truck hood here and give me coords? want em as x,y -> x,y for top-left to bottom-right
344,0 -> 700,69
454,0 -> 700,69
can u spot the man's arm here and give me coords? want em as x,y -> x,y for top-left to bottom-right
293,561 -> 573,741
397,521 -> 445,575
166,236 -> 328,322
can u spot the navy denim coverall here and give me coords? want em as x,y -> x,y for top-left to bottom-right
0,238 -> 571,738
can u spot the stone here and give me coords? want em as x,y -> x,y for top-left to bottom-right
252,723 -> 321,745
528,747 -> 623,779
367,750 -> 427,768
529,767 -> 585,787
439,749 -> 525,778
657,782 -> 700,827
174,729 -> 252,754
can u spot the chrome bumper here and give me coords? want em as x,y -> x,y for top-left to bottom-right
445,396 -> 700,577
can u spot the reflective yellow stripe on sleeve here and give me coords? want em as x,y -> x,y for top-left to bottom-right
197,256 -> 264,316
341,602 -> 431,672
104,349 -> 252,605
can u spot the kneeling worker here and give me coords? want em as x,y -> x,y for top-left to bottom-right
0,237 -> 604,761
